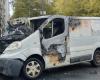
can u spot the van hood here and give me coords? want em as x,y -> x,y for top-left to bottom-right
1,30 -> 42,59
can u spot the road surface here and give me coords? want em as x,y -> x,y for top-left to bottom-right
0,62 -> 100,80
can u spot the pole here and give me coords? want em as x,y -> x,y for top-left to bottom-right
28,0 -> 31,17
40,0 -> 45,15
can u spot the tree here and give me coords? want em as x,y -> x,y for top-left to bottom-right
13,0 -> 55,18
13,0 -> 40,18
53,0 -> 100,16
80,0 -> 100,16
13,0 -> 100,18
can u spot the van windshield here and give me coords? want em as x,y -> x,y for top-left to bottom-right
6,18 -> 47,37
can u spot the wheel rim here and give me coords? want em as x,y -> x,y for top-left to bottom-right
95,52 -> 100,64
26,61 -> 41,78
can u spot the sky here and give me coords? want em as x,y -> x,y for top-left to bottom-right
9,0 -> 13,16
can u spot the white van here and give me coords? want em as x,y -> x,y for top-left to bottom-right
0,15 -> 100,79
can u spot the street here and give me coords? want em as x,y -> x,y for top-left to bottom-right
0,62 -> 100,80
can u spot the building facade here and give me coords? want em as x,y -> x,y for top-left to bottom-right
0,0 -> 9,36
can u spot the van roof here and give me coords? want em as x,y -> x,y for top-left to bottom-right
70,16 -> 100,20
28,15 -> 51,20
29,15 -> 100,20
11,15 -> 100,21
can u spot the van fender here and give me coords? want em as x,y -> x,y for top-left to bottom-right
92,42 -> 100,60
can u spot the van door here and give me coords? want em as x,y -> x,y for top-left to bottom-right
42,17 -> 68,66
69,19 -> 93,63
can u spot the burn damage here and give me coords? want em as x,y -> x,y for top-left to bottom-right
42,44 -> 66,66
46,50 -> 61,66
41,17 -> 67,66
69,18 -> 81,31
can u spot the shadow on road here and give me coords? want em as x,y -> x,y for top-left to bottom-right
35,62 -> 98,80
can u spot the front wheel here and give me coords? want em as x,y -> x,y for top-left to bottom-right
91,50 -> 100,67
22,58 -> 43,79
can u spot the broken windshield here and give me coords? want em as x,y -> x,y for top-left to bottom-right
7,22 -> 31,36
5,18 -> 47,38
30,18 -> 47,32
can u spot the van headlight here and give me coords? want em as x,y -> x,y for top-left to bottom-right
6,41 -> 22,51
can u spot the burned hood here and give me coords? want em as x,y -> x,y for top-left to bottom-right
1,30 -> 42,59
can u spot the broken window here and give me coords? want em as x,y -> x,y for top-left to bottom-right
43,18 -> 65,39
30,18 -> 47,32
43,21 -> 52,39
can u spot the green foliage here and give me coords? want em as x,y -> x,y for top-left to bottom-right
53,0 -> 100,16
13,0 -> 100,18
13,0 -> 40,18
13,0 -> 55,18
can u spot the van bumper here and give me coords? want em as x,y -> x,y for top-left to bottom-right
0,59 -> 23,77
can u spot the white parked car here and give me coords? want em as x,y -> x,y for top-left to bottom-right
0,15 -> 100,79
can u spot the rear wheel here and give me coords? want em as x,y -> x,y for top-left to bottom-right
91,50 -> 100,67
23,58 -> 43,79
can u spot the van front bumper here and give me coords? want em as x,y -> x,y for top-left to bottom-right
0,59 -> 23,77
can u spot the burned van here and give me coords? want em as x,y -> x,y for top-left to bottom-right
0,17 -> 47,54
0,15 -> 100,79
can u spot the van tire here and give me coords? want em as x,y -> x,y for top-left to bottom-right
91,50 -> 100,67
22,58 -> 43,80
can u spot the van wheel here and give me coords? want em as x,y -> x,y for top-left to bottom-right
91,50 -> 100,67
23,58 -> 43,79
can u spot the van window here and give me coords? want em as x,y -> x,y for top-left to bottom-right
69,19 -> 91,37
43,21 -> 52,39
30,18 -> 47,32
43,18 -> 65,39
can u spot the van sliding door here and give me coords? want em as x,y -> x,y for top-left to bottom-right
69,19 -> 93,63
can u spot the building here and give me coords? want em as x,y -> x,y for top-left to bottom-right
0,0 -> 9,36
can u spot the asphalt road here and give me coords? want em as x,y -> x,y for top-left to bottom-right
0,62 -> 100,80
